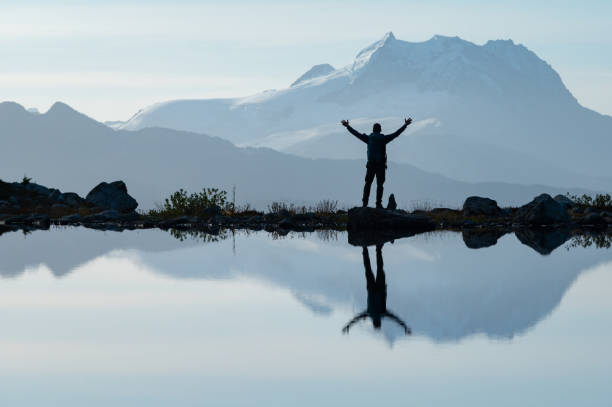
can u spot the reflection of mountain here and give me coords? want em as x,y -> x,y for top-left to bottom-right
1,228 -> 609,344
0,227 -> 191,278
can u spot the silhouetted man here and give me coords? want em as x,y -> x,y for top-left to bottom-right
341,118 -> 412,208
342,244 -> 411,335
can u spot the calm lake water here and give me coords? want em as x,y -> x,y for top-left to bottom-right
0,227 -> 611,406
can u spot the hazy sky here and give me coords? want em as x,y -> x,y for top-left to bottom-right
2,0 -> 611,121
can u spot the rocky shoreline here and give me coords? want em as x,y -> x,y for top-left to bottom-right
1,179 -> 611,239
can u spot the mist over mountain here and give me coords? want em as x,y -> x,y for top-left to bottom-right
118,32 -> 612,191
0,101 -> 592,209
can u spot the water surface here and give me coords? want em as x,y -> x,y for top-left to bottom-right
0,227 -> 611,406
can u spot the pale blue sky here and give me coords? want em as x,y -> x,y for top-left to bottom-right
1,0 -> 611,121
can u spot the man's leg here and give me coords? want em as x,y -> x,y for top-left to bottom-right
375,164 -> 386,209
363,163 -> 375,207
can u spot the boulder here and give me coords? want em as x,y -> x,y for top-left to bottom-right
553,194 -> 577,209
347,207 -> 435,231
48,189 -> 61,202
462,196 -> 502,217
514,194 -> 570,225
23,182 -> 51,196
387,194 -> 397,210
58,192 -> 85,207
86,181 -> 138,212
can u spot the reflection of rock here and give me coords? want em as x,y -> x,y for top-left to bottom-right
348,228 -> 425,247
581,213 -> 608,228
515,228 -> 572,255
462,229 -> 508,249
347,207 -> 435,231
514,194 -> 570,225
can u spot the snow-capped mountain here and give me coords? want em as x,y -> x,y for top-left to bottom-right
118,32 -> 612,191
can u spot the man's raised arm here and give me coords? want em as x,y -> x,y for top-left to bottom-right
384,117 -> 412,143
341,119 -> 368,143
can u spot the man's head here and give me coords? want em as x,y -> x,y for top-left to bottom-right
373,123 -> 381,133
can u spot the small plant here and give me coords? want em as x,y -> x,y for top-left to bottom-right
21,174 -> 32,185
267,201 -> 307,215
313,199 -> 338,215
567,192 -> 612,209
149,188 -> 229,217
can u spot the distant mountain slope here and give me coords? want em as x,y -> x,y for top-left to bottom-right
118,32 -> 612,191
0,101 -> 593,209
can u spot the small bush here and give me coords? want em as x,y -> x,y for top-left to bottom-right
567,193 -> 612,209
149,188 -> 229,217
21,175 -> 32,185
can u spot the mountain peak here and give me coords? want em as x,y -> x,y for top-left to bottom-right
291,63 -> 335,87
352,31 -> 399,71
381,31 -> 396,43
47,101 -> 77,115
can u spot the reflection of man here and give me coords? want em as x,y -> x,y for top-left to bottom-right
342,244 -> 411,335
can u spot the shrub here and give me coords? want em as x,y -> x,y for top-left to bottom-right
150,188 -> 229,217
567,193 -> 612,209
21,174 -> 32,185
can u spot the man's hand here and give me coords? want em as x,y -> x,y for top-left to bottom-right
341,119 -> 349,127
404,118 -> 412,126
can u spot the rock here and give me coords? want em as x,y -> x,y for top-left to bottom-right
601,211 -> 612,218
462,196 -> 502,216
553,194 -> 576,209
24,182 -> 51,196
60,213 -> 83,223
200,205 -> 222,219
347,207 -> 435,231
515,228 -> 572,255
248,215 -> 264,223
572,206 -> 584,215
278,218 -> 295,228
83,209 -> 121,223
211,215 -> 231,225
514,194 -> 571,225
462,229 -> 508,249
85,181 -> 138,212
291,213 -> 316,223
0,200 -> 8,207
387,194 -> 397,210
58,192 -> 85,207
9,196 -> 19,205
48,189 -> 61,201
581,213 -> 607,227
26,214 -> 50,228
3,215 -> 27,225
51,203 -> 70,209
